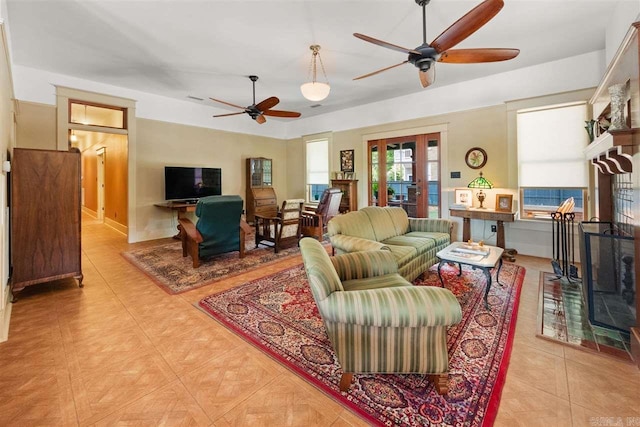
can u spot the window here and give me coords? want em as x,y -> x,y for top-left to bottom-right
517,102 -> 589,220
306,138 -> 329,203
69,101 -> 126,129
520,188 -> 586,221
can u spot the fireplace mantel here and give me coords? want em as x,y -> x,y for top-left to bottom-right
588,21 -> 640,369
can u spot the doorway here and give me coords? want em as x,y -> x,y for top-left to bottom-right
367,132 -> 441,218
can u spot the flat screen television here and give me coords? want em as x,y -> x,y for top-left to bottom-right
164,166 -> 222,201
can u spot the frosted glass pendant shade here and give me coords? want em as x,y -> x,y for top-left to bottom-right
300,82 -> 330,102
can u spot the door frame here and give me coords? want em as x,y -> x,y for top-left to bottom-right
363,131 -> 448,218
361,124 -> 448,214
96,147 -> 105,222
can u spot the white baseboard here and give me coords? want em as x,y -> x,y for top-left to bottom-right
81,206 -> 98,218
104,217 -> 128,236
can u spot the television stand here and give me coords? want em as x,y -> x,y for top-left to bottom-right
154,201 -> 198,239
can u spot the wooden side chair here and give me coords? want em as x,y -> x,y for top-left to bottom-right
178,195 -> 252,268
301,188 -> 342,241
254,198 -> 305,253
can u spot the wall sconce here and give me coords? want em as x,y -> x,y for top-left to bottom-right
300,45 -> 330,102
467,171 -> 493,208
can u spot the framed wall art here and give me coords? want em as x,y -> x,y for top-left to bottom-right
454,189 -> 473,207
495,194 -> 513,212
340,149 -> 354,172
465,147 -> 487,169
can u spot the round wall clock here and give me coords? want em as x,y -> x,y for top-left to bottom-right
465,147 -> 487,169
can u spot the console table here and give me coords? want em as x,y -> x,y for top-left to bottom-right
449,208 -> 517,261
155,201 -> 197,239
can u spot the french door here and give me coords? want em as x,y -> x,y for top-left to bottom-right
367,133 -> 441,218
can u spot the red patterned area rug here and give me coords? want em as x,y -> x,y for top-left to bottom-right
122,235 -> 318,295
199,261 -> 526,426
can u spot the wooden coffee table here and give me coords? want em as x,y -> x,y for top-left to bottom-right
436,242 -> 504,309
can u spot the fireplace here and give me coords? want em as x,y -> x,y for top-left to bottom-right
579,221 -> 635,332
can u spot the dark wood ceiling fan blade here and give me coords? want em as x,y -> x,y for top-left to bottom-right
255,96 -> 279,112
354,33 -> 421,55
430,0 -> 504,54
255,114 -> 266,124
209,97 -> 246,110
353,61 -> 409,81
438,48 -> 519,63
419,67 -> 435,88
262,109 -> 301,118
213,112 -> 245,118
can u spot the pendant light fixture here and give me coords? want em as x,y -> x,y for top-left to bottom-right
70,130 -> 77,142
300,45 -> 330,102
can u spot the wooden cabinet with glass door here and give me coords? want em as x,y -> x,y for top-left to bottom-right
367,133 -> 441,218
330,179 -> 358,213
245,157 -> 276,223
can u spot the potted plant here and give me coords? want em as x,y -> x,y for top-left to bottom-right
372,182 -> 379,199
387,186 -> 395,198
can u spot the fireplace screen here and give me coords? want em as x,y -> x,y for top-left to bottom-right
579,221 -> 635,333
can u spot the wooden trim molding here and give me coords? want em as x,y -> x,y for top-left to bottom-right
604,146 -> 633,174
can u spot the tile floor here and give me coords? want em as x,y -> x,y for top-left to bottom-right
0,216 -> 639,426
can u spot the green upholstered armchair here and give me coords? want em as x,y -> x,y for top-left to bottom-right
179,195 -> 252,268
299,237 -> 462,394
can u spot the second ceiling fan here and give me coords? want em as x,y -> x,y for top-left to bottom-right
211,75 -> 301,124
353,0 -> 520,88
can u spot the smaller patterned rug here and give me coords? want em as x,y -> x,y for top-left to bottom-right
199,261 -> 525,426
122,235 -> 314,294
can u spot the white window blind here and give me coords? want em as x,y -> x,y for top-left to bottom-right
306,139 -> 329,184
517,102 -> 589,187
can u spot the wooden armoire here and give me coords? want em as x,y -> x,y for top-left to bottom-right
10,148 -> 83,299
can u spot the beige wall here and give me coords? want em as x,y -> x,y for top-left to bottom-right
287,105 -> 510,211
15,101 -> 56,149
135,118 -> 290,241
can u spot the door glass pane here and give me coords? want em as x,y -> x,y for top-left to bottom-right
427,138 -> 440,217
387,141 -> 415,216
370,144 -> 379,205
428,139 -> 438,160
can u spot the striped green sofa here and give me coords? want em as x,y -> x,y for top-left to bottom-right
327,206 -> 453,281
299,237 -> 462,394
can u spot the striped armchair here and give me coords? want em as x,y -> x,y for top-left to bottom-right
299,237 -> 462,394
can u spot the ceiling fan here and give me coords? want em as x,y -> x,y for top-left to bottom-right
210,75 -> 301,124
353,0 -> 519,88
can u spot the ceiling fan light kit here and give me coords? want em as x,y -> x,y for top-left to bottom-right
301,45 -> 330,101
353,0 -> 519,88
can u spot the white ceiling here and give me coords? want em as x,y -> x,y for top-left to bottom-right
4,0 -> 634,121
